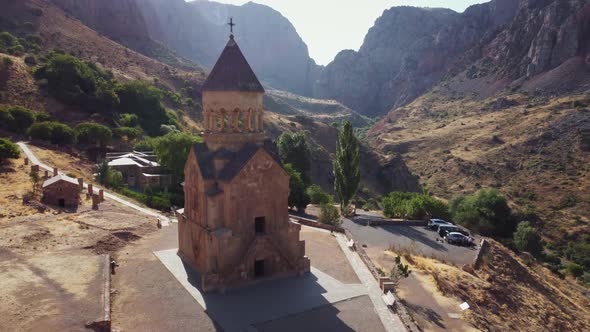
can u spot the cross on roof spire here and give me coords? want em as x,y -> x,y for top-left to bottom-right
228,17 -> 236,35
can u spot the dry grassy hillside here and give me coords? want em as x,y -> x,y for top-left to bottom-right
370,87 -> 590,242
409,240 -> 590,331
0,0 -> 206,116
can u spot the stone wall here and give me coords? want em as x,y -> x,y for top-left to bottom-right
289,215 -> 345,233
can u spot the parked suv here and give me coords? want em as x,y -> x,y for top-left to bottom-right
427,218 -> 452,230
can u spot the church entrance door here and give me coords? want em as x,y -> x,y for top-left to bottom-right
254,259 -> 265,278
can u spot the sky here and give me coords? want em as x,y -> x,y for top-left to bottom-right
211,0 -> 488,65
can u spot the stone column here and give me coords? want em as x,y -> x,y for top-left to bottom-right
53,167 -> 58,176
220,111 -> 226,131
253,111 -> 259,132
246,110 -> 252,132
92,194 -> 100,210
44,170 -> 49,179
233,110 -> 239,132
24,158 -> 29,165
78,178 -> 84,189
31,165 -> 39,173
99,189 -> 104,202
87,183 -> 93,196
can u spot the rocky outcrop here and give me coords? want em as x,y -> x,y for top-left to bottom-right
311,1 -> 520,116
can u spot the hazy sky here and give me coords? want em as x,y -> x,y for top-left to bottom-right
210,0 -> 488,65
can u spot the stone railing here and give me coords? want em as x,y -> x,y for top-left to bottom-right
289,215 -> 345,233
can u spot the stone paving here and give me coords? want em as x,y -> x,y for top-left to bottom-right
333,232 -> 407,332
154,248 -> 368,331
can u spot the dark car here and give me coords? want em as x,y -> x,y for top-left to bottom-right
445,232 -> 473,246
438,225 -> 461,238
427,218 -> 452,230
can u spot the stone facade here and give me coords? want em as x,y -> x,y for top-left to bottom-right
179,34 -> 310,292
41,174 -> 80,208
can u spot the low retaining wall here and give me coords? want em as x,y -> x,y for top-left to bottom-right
473,239 -> 489,269
87,254 -> 111,332
362,219 -> 427,227
289,215 -> 345,233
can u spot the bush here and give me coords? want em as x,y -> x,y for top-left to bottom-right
513,221 -> 544,258
0,108 -> 15,130
50,122 -> 76,144
75,122 -> 112,147
563,241 -> 590,270
118,113 -> 139,127
382,192 -> 450,220
116,81 -> 169,135
0,137 -> 20,161
35,112 -> 50,122
27,121 -> 54,140
0,32 -> 19,53
8,106 -> 35,133
306,184 -> 333,205
566,262 -> 584,278
2,57 -> 13,67
28,121 -> 75,145
318,203 -> 341,226
450,189 -> 514,237
106,169 -> 123,188
113,126 -> 142,140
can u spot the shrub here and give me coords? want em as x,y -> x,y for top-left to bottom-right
133,137 -> 157,151
0,32 -> 19,53
113,126 -> 142,140
563,241 -> 590,270
8,106 -> 36,133
318,203 -> 341,226
27,121 -> 54,140
50,122 -> 76,144
306,184 -> 333,205
34,112 -> 50,122
106,169 -> 123,188
0,108 -> 15,130
116,81 -> 169,135
0,137 -> 20,161
28,121 -> 75,145
450,189 -> 514,237
2,57 -> 13,67
118,113 -> 139,127
566,262 -> 584,278
513,221 -> 544,258
75,122 -> 112,147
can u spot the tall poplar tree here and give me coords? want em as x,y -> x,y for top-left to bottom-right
333,121 -> 360,213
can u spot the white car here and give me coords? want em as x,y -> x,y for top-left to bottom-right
445,232 -> 473,246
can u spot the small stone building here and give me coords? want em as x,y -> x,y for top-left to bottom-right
106,151 -> 171,190
42,174 -> 80,208
179,33 -> 310,292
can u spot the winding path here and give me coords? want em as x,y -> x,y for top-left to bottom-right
17,142 -> 175,226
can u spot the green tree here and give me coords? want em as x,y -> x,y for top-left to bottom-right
107,169 -> 123,188
27,121 -> 54,141
75,122 -> 112,147
450,189 -> 514,237
95,159 -> 110,185
333,121 -> 360,213
8,106 -> 36,133
306,184 -> 334,205
0,108 -> 16,130
284,163 -> 310,212
513,221 -> 544,257
49,122 -> 76,144
0,138 -> 20,161
153,132 -> 202,181
318,203 -> 341,226
116,81 -> 169,135
276,131 -> 311,182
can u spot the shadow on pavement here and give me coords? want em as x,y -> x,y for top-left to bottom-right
181,260 -> 355,332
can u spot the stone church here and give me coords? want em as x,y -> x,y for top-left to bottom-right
179,32 -> 310,292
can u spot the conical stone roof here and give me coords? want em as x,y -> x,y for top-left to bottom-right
202,35 -> 265,93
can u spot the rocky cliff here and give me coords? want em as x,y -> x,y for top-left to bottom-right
312,1 -> 520,116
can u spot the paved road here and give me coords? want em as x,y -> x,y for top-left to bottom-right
342,217 -> 480,267
17,141 -> 175,226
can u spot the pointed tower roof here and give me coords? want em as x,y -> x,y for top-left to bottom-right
202,35 -> 265,93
